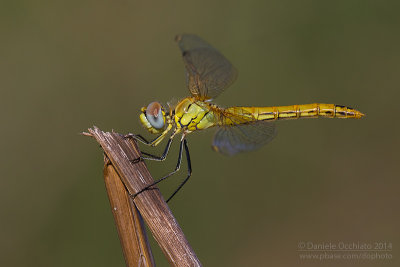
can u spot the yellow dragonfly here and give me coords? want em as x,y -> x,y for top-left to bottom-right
127,34 -> 364,202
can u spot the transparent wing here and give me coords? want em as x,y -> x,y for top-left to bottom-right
211,111 -> 277,156
176,34 -> 238,100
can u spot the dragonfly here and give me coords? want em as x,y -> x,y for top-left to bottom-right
126,34 -> 364,202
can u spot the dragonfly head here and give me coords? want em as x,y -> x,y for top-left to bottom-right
139,102 -> 167,134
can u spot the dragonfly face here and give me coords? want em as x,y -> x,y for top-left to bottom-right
130,34 -> 364,202
139,102 -> 169,134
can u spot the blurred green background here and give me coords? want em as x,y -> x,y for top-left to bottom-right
1,0 -> 399,266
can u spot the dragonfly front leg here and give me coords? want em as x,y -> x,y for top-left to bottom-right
133,138 -> 191,202
124,133 -> 161,146
125,133 -> 160,163
125,123 -> 173,146
132,137 -> 174,163
128,131 -> 176,163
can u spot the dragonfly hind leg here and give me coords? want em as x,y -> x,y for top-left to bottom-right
166,139 -> 192,202
132,139 -> 192,203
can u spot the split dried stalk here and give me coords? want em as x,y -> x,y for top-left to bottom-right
87,126 -> 201,266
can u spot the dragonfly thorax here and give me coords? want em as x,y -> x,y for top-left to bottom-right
174,97 -> 217,132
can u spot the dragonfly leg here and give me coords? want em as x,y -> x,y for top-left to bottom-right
132,138 -> 186,200
124,133 -> 160,145
129,134 -> 175,163
140,137 -> 173,161
125,124 -> 173,147
166,139 -> 192,202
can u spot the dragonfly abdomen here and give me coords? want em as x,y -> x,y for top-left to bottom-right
228,104 -> 364,122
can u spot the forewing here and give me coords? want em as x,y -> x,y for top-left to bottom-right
212,119 -> 277,156
176,34 -> 238,100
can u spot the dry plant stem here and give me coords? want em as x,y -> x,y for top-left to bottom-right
88,126 -> 201,267
103,157 -> 155,267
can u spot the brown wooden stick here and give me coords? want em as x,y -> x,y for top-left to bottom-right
103,157 -> 155,267
88,126 -> 201,267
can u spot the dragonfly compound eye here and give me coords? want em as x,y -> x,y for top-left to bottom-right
145,102 -> 165,129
